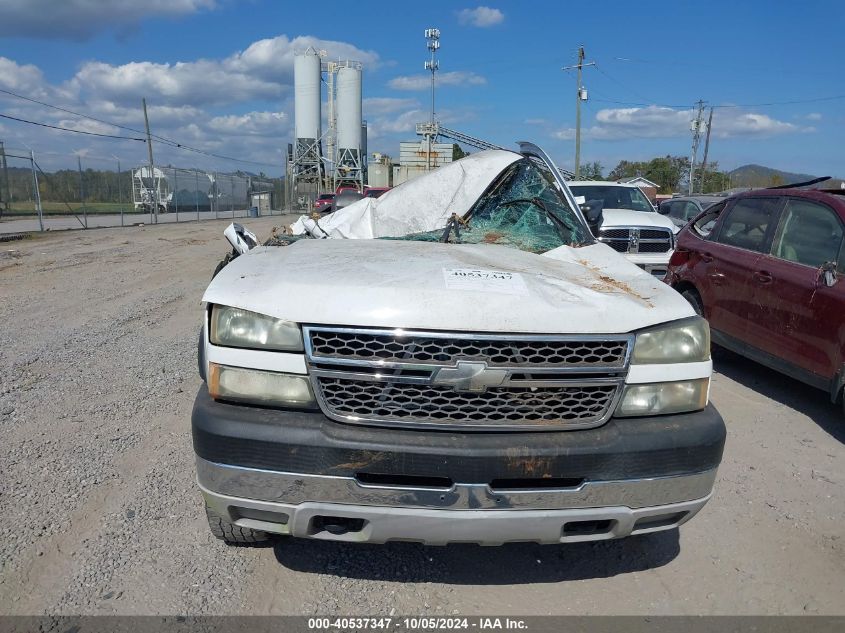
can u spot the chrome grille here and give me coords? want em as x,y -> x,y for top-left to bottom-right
318,378 -> 618,427
309,330 -> 628,368
597,226 -> 673,254
304,327 -> 632,431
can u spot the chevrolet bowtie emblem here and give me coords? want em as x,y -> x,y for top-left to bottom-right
431,361 -> 508,392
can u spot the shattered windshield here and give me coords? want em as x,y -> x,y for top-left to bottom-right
387,159 -> 591,254
569,185 -> 654,212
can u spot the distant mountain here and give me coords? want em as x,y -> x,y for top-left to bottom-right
728,164 -> 817,188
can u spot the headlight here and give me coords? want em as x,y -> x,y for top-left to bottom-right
210,305 -> 303,351
208,363 -> 316,409
632,317 -> 710,364
616,378 -> 709,417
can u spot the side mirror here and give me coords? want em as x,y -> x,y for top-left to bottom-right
657,204 -> 670,215
580,199 -> 604,235
820,262 -> 838,287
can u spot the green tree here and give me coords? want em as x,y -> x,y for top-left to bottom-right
579,161 -> 604,180
452,144 -> 468,161
607,160 -> 643,181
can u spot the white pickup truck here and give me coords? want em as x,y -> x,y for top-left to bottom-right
193,143 -> 725,546
568,180 -> 679,279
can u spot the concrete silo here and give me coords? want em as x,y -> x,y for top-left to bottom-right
291,48 -> 324,207
334,63 -> 364,191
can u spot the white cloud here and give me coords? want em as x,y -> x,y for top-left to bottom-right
366,106 -> 476,141
363,97 -> 420,116
56,118 -> 122,136
388,71 -> 486,91
368,109 -> 429,137
553,105 -> 806,141
0,0 -> 216,39
66,35 -> 379,107
70,60 -> 283,107
0,57 -> 50,98
714,111 -> 800,138
207,111 -> 287,136
457,6 -> 505,27
805,112 -> 822,121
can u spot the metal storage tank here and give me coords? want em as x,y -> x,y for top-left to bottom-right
294,50 -> 321,142
336,65 -> 362,151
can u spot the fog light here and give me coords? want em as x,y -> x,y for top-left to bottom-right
208,363 -> 316,409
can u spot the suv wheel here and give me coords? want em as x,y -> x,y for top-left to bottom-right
681,289 -> 704,317
205,503 -> 270,545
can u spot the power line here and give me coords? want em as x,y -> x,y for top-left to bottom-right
590,93 -> 845,110
0,87 -> 149,136
712,95 -> 845,108
0,113 -> 147,141
0,87 -> 281,168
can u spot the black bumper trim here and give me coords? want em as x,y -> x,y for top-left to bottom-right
191,385 -> 725,483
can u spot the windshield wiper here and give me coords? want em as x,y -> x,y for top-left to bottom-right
440,212 -> 469,243
500,196 -> 578,235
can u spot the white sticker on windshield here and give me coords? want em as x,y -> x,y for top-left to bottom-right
443,268 -> 529,296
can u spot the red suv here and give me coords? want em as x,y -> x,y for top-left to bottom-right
665,189 -> 845,413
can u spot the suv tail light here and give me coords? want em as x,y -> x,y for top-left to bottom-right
668,248 -> 690,267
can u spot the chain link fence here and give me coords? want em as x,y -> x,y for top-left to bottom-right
0,142 -> 286,234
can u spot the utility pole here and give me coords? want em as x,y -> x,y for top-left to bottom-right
688,99 -> 706,194
699,107 -> 714,193
424,28 -> 440,171
30,150 -> 44,232
142,97 -> 158,223
562,47 -> 595,179
0,141 -> 10,219
77,155 -> 87,228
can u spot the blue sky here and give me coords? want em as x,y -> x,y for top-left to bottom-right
0,0 -> 842,178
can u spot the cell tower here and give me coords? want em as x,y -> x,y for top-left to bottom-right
423,28 -> 440,170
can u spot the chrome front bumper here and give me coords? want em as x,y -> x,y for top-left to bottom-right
197,458 -> 717,545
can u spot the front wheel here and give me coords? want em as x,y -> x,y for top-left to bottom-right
205,504 -> 270,545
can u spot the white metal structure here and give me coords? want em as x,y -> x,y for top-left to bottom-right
294,49 -> 321,143
132,166 -> 169,213
291,49 -> 324,206
334,63 -> 364,191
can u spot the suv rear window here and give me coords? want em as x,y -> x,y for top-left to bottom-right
715,198 -> 780,252
771,199 -> 843,268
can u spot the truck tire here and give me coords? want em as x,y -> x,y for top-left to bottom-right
841,386 -> 845,418
205,504 -> 270,545
211,252 -> 233,279
681,289 -> 704,318
197,329 -> 206,381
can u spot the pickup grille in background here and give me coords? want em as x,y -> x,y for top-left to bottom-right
597,226 -> 673,254
304,327 -> 632,431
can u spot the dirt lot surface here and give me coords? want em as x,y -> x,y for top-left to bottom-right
1,218 -> 843,615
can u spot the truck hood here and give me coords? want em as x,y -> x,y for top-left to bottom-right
601,209 -> 679,234
203,239 -> 693,334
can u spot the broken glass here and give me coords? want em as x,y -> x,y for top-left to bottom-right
386,159 -> 590,254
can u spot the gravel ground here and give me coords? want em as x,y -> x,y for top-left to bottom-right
1,218 -> 843,615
